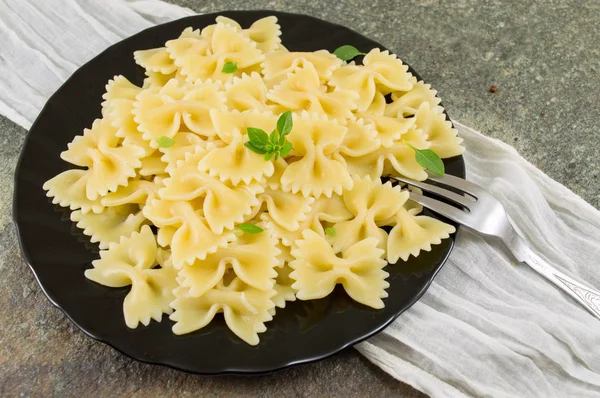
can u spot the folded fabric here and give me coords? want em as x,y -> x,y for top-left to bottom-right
1,1 -> 598,396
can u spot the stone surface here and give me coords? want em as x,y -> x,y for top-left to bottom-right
1,0 -> 599,396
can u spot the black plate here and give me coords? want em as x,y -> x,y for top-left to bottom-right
13,10 -> 465,374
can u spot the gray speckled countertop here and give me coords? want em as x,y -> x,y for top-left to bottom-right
1,0 -> 599,396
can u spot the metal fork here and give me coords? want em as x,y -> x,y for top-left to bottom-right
389,173 -> 600,319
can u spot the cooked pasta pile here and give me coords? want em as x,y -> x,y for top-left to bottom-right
43,16 -> 464,345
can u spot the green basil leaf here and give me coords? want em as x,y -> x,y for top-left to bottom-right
407,143 -> 445,176
279,140 -> 293,157
325,227 -> 337,237
237,223 -> 264,234
333,45 -> 365,61
269,129 -> 279,145
247,127 -> 269,147
277,111 -> 293,137
156,136 -> 175,148
264,151 -> 274,161
222,62 -> 238,73
244,141 -> 267,155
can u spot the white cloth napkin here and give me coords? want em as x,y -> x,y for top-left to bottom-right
2,1 -> 599,396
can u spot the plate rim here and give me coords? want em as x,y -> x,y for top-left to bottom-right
12,10 -> 465,375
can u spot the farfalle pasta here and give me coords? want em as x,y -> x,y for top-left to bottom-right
85,226 -> 178,328
43,15 -> 464,346
268,62 -> 358,121
329,176 -> 409,253
281,112 -> 353,197
290,230 -> 389,309
329,48 -> 413,112
262,50 -> 342,86
200,110 -> 277,184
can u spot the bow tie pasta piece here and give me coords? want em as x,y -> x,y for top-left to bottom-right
199,110 -> 277,184
387,207 -> 456,263
180,81 -> 228,134
210,109 -> 278,143
344,130 -> 431,181
399,125 -> 431,148
385,79 -> 441,118
362,91 -> 387,116
355,112 -> 416,148
178,226 -> 279,296
142,198 -> 184,228
290,230 -> 388,309
261,50 -> 343,86
159,147 -> 209,200
202,16 -> 282,53
139,151 -> 169,177
134,47 -> 177,75
102,76 -> 153,155
329,48 -> 414,112
170,277 -> 276,345
338,118 -> 381,157
265,157 -> 288,190
200,175 -> 263,233
375,189 -> 425,227
412,102 -> 465,158
276,242 -> 294,266
267,63 -> 358,121
256,189 -> 315,231
133,79 -> 226,145
85,226 -> 178,328
280,113 -> 353,198
143,70 -> 187,89
59,118 -> 134,166
71,204 -> 147,250
404,197 -> 424,216
60,118 -> 144,200
132,80 -> 184,142
159,132 -> 210,173
177,254 -> 228,299
262,194 -> 353,247
176,23 -> 264,83
165,38 -> 213,85
271,264 -> 297,315
166,26 -> 210,64
329,176 -> 409,253
160,148 -> 263,232
261,211 -> 320,249
100,179 -> 161,207
43,169 -> 104,214
237,16 -> 281,53
165,28 -> 222,85
316,193 -> 355,223
102,77 -> 155,158
143,199 -> 236,268
157,225 -> 177,247
102,75 -> 142,114
201,133 -> 275,183
224,73 -> 270,112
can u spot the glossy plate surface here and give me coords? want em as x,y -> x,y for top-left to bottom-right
13,10 -> 465,374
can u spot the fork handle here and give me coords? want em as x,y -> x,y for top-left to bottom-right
511,235 -> 600,319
